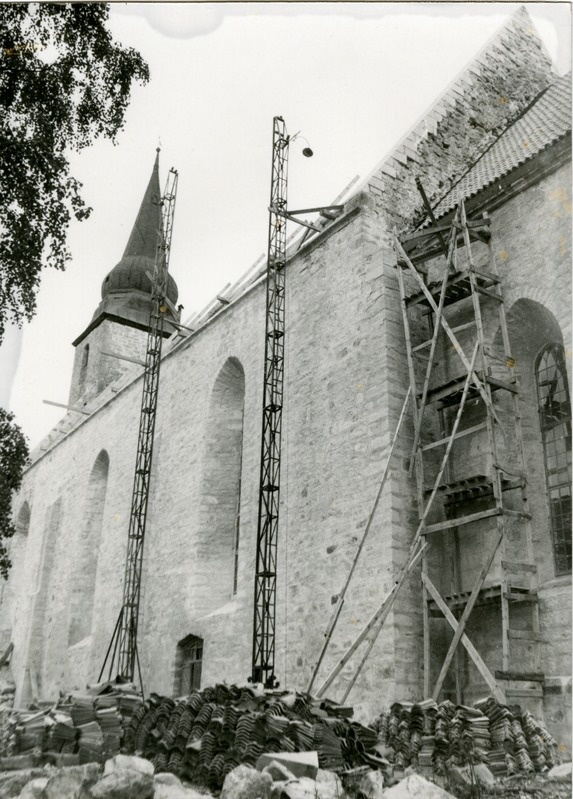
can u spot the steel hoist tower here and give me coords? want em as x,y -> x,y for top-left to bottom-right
100,165 -> 179,686
250,117 -> 343,687
394,199 -> 540,706
251,117 -> 289,688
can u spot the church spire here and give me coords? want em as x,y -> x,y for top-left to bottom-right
120,148 -> 162,266
73,151 -> 179,343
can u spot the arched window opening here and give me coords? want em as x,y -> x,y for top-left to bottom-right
78,344 -> 89,395
198,358 -> 245,611
26,498 -> 62,699
173,634 -> 203,696
68,451 -> 109,646
0,502 -> 31,632
536,343 -> 571,575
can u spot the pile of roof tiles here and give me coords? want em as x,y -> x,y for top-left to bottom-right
374,697 -> 559,778
0,681 -> 141,764
122,684 -> 386,790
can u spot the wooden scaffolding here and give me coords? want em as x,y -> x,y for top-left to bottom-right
394,200 -> 542,707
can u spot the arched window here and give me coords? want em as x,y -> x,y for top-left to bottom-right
68,451 -> 109,645
173,634 -> 203,696
0,502 -> 31,633
78,344 -> 89,395
536,344 -> 571,575
198,358 -> 245,610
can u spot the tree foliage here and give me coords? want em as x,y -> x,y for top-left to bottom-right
0,3 -> 149,340
0,409 -> 29,580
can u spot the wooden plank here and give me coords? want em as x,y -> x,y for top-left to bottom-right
413,320 -> 476,351
432,530 -> 503,699
422,572 -> 506,703
495,670 -> 545,682
476,284 -> 503,302
508,629 -> 542,642
501,561 -> 537,574
421,422 -> 487,451
409,221 -> 459,474
424,507 -> 500,534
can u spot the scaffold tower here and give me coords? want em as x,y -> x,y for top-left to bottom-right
100,163 -> 179,686
395,199 -> 540,705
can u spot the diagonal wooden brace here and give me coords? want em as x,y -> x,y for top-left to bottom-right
409,209 -> 460,475
422,572 -> 506,703
432,528 -> 503,699
394,238 -> 504,431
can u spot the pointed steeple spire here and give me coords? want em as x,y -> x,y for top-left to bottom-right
73,151 -> 179,346
121,148 -> 163,264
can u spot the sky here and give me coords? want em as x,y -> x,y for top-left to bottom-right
2,2 -> 570,448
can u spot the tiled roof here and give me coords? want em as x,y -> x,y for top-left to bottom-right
431,72 -> 572,219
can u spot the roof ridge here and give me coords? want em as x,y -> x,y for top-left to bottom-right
353,6 -> 553,196
426,75 -> 568,217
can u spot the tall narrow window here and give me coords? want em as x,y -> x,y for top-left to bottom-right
233,402 -> 245,596
198,358 -> 245,611
68,451 -> 109,645
174,634 -> 203,696
536,344 -> 572,575
78,344 -> 89,395
0,502 -> 31,633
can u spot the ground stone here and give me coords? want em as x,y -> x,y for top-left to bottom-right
281,776 -> 320,799
103,754 -> 154,777
17,778 -> 49,799
316,769 -> 345,799
89,770 -> 154,799
257,753 -> 319,780
221,765 -> 273,799
358,769 -> 385,799
41,764 -> 99,799
548,762 -> 572,781
154,783 -> 209,799
263,761 -> 297,783
381,774 -> 455,798
155,773 -> 184,787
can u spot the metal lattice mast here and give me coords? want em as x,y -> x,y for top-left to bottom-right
100,166 -> 179,685
251,117 -> 289,687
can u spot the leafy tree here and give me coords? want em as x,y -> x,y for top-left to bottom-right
0,409 -> 29,580
0,3 -> 149,340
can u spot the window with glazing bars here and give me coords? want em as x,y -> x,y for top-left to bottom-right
177,636 -> 203,695
536,343 -> 572,575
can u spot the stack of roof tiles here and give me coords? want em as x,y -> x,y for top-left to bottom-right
374,697 -> 559,777
0,681 -> 140,764
122,684 -> 383,790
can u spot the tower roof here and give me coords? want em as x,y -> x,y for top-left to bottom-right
74,151 -> 179,346
101,149 -> 178,305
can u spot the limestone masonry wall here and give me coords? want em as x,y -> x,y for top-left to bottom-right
1,7 -> 570,754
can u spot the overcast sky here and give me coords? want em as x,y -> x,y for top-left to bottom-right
2,2 -> 570,448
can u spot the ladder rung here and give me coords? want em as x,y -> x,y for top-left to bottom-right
508,629 -> 542,642
495,670 -> 544,683
504,590 -> 538,602
421,422 -> 487,451
501,560 -> 537,574
424,507 -> 501,533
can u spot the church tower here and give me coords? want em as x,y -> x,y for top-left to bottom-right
69,151 -> 180,406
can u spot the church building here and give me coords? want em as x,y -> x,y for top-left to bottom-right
1,9 -> 571,754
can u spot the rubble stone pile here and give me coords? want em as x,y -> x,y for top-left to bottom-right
122,684 -> 384,790
373,697 -> 559,778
